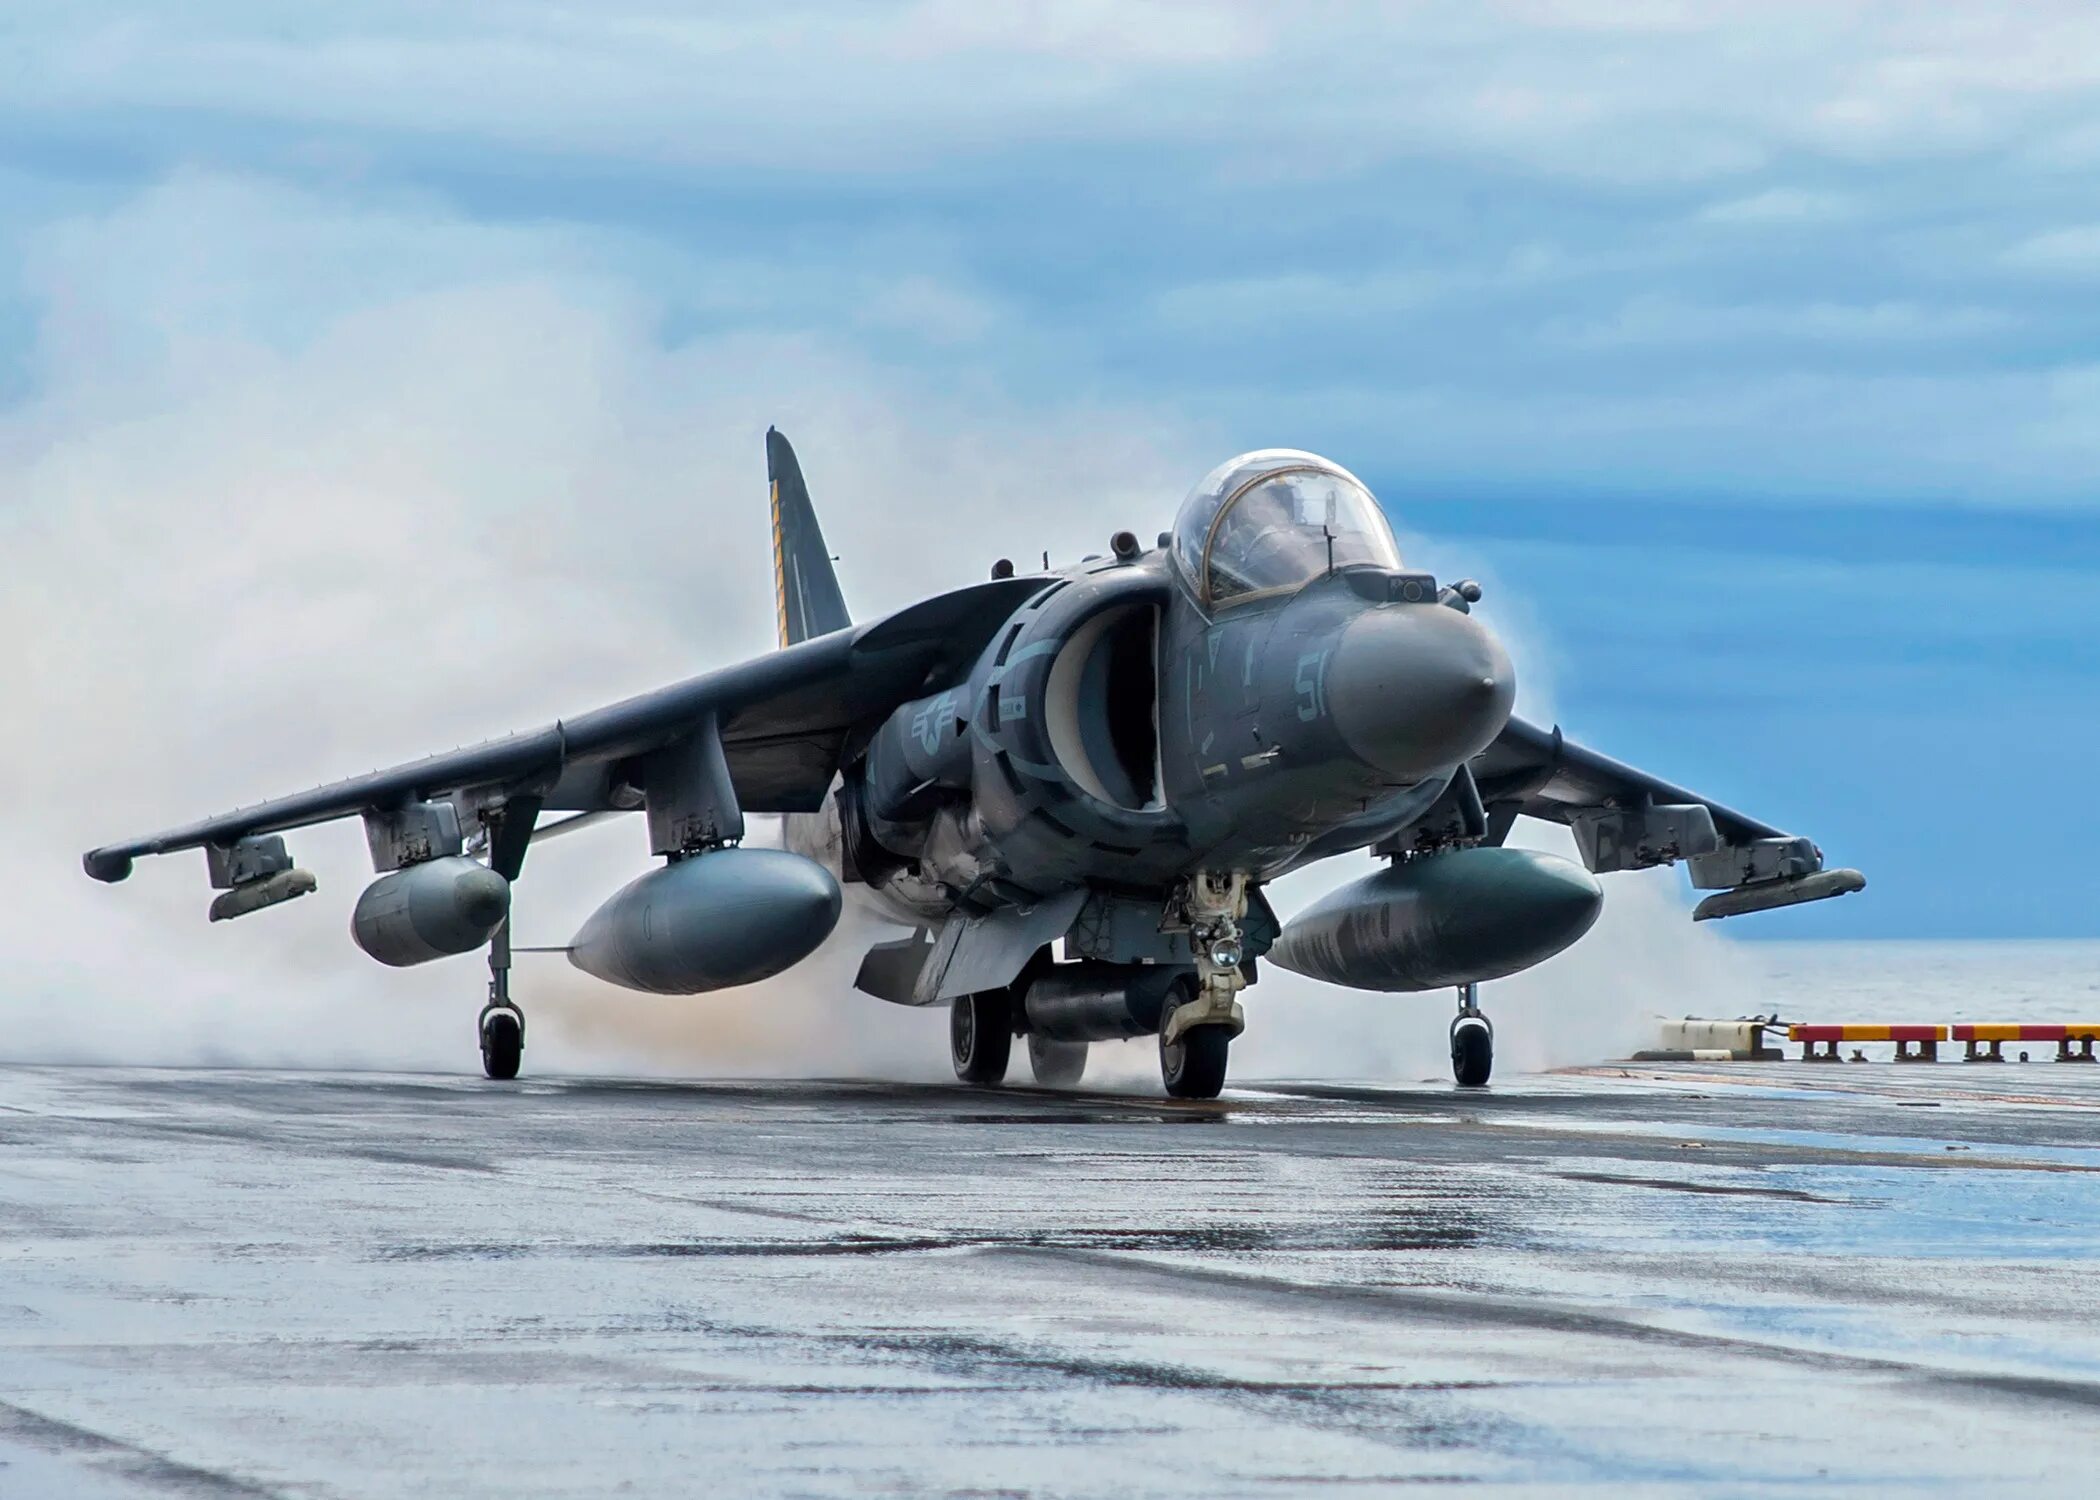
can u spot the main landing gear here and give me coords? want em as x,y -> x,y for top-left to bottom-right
479,918 -> 525,1081
949,871 -> 1257,1100
949,988 -> 1234,1097
950,989 -> 1012,1084
949,989 -> 1094,1088
1451,981 -> 1493,1088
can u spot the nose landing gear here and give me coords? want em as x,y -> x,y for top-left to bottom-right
1451,981 -> 1493,1088
1157,872 -> 1252,1100
1160,1021 -> 1231,1099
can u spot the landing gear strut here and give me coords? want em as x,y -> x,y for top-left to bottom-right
1450,981 -> 1492,1088
479,918 -> 525,1081
1159,872 -> 1250,1100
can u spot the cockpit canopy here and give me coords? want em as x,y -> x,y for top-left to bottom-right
1171,450 -> 1403,609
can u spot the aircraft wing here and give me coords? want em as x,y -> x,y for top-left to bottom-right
1470,714 -> 1863,920
84,576 -> 1045,884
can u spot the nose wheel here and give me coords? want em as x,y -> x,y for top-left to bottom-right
1451,982 -> 1493,1088
480,1005 -> 524,1080
1160,1023 -> 1232,1099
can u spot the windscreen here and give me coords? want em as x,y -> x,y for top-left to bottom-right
1200,467 -> 1401,605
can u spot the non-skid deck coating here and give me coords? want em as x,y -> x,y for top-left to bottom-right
3,1060 -> 2098,1497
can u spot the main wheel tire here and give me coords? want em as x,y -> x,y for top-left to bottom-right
1027,1035 -> 1088,1088
1451,1015 -> 1493,1088
1160,1023 -> 1231,1099
951,990 -> 1013,1084
480,1009 -> 524,1081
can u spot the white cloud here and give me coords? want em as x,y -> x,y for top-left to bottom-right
2001,224 -> 2100,276
1541,294 -> 2015,350
1236,359 -> 2100,505
1697,188 -> 1853,226
9,2 -> 2100,183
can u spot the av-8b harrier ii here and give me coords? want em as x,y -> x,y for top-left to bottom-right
85,434 -> 1862,1095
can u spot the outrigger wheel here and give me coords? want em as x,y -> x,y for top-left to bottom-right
951,989 -> 1014,1085
1451,981 -> 1493,1088
479,1006 -> 524,1081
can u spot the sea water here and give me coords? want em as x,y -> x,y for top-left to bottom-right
1742,940 -> 2100,1026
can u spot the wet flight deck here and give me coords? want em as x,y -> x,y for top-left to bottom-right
1,1060 -> 2095,1496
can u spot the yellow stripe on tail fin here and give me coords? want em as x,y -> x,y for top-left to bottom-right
765,427 -> 852,647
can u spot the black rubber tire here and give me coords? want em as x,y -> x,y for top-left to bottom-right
1160,1023 -> 1231,1099
1027,1035 -> 1088,1088
951,991 -> 1013,1084
480,1009 -> 524,1081
1451,1016 -> 1493,1088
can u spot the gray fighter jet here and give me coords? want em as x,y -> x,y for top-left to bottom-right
84,433 -> 1861,1095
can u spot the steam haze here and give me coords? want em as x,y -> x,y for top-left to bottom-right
0,174 -> 1203,1076
0,171 -> 1765,1084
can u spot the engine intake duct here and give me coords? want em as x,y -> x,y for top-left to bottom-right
1021,962 -> 1195,1043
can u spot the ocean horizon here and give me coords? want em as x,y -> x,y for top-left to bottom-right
1712,938 -> 2100,1027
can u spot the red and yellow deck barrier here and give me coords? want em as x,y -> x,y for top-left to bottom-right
1788,1024 -> 1947,1062
1950,1024 -> 2100,1063
1647,1020 -> 2100,1064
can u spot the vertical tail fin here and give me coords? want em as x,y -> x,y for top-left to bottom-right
767,426 -> 851,647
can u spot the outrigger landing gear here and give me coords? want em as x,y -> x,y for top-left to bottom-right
1450,981 -> 1493,1088
479,918 -> 525,1081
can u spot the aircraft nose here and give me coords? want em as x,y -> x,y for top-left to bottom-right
1324,603 -> 1516,780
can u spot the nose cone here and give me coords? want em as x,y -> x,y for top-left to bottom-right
1326,604 -> 1515,780
1442,850 -> 1605,973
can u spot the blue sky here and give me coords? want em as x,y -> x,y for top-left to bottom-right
4,3 -> 2098,942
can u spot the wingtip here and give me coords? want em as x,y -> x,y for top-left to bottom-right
83,848 -> 133,883
1690,867 -> 1864,922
